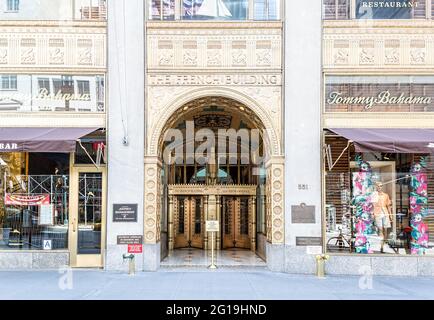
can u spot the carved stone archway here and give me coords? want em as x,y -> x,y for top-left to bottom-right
147,87 -> 281,157
143,88 -> 284,253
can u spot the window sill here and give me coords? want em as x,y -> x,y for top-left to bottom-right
146,20 -> 283,29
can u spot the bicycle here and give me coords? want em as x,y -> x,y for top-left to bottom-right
326,226 -> 353,253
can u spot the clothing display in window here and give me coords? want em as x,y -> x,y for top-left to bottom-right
409,158 -> 429,255
372,189 -> 392,229
351,155 -> 374,254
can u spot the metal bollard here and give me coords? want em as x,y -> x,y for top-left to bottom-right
123,254 -> 135,275
315,254 -> 329,279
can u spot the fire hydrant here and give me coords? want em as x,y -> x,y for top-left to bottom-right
315,254 -> 329,279
123,254 -> 135,275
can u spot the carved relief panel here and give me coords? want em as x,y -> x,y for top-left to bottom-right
147,22 -> 282,71
0,22 -> 106,71
324,23 -> 434,70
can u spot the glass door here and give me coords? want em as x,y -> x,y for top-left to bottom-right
69,166 -> 106,267
222,196 -> 251,249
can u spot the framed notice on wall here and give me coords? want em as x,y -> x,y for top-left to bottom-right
39,204 -> 54,225
113,204 -> 138,222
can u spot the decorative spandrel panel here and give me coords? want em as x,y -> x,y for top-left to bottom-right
0,22 -> 106,71
147,22 -> 282,71
146,80 -> 282,157
323,21 -> 434,70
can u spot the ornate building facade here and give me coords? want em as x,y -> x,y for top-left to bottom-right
1,0 -> 432,276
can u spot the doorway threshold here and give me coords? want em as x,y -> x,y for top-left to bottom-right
161,248 -> 267,268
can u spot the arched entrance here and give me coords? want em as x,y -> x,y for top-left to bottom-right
143,92 -> 285,268
160,96 -> 268,264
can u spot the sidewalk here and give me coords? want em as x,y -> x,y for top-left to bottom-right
1,268 -> 433,300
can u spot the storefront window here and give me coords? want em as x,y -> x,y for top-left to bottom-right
0,153 -> 70,250
325,76 -> 434,113
0,74 -> 105,113
0,0 -> 106,21
323,0 -> 427,20
75,131 -> 106,165
324,130 -> 434,255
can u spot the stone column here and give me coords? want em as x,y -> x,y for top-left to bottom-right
143,156 -> 161,271
284,0 -> 322,274
265,156 -> 285,271
106,0 -> 145,272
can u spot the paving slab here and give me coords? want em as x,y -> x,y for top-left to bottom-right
0,269 -> 433,300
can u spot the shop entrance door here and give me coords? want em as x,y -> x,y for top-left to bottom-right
221,196 -> 251,249
174,196 -> 204,249
69,166 -> 106,268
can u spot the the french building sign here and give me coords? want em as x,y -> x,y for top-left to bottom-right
148,74 -> 281,86
327,91 -> 432,111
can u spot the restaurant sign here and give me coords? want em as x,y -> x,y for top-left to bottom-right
5,194 -> 50,206
356,0 -> 420,19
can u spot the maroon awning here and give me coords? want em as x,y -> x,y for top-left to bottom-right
0,128 -> 98,153
330,128 -> 434,153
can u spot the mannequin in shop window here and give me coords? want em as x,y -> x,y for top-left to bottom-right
372,182 -> 393,253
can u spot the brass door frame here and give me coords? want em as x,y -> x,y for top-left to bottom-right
68,155 -> 107,268
173,196 -> 205,249
221,196 -> 252,250
168,185 -> 257,251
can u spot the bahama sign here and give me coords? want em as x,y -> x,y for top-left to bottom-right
0,88 -> 90,102
356,0 -> 420,19
327,91 -> 432,110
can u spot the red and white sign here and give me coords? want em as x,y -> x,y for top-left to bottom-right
5,194 -> 50,206
127,244 -> 143,254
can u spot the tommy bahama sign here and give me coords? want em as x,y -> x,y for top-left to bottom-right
5,194 -> 50,206
325,77 -> 434,112
327,91 -> 432,110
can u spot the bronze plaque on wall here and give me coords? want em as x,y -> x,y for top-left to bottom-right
291,205 -> 316,224
296,237 -> 322,246
113,204 -> 138,222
